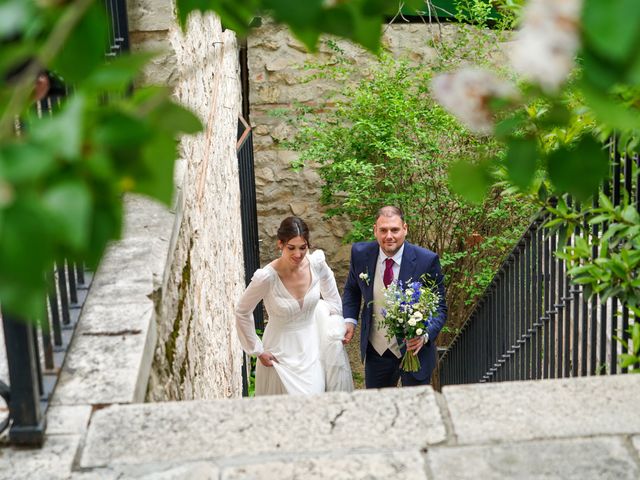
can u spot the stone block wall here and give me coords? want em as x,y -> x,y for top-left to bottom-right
146,13 -> 245,401
247,20 -> 459,282
126,0 -> 177,87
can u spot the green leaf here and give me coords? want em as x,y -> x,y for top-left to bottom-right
350,6 -> 382,52
622,205 -> 640,223
448,158 -> 492,204
86,200 -> 122,269
599,192 -> 615,211
619,353 -> 639,369
53,2 -> 109,83
582,0 -> 640,63
134,134 -> 177,205
494,111 -> 526,139
546,137 -> 609,200
588,214 -> 613,225
581,80 -> 640,131
505,138 -> 538,191
93,111 -> 152,148
0,142 -> 54,183
85,52 -> 157,91
30,94 -> 85,160
42,180 -> 92,250
0,196 -> 53,283
632,323 -> 640,347
151,101 -> 203,135
319,7 -> 355,39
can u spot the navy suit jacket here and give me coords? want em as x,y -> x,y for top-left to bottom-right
342,241 -> 447,381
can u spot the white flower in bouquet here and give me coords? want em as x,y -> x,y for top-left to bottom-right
379,278 -> 441,372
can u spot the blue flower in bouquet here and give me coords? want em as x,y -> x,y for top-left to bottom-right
379,278 -> 440,372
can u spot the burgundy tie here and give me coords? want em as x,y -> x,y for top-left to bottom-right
383,258 -> 394,287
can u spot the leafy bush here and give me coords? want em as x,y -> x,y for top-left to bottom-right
289,53 -> 536,336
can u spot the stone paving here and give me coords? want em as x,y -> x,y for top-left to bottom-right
2,375 -> 639,479
1,195 -> 639,480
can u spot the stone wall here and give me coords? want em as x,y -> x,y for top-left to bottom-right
146,13 -> 245,401
126,0 -> 177,87
247,21 -> 460,282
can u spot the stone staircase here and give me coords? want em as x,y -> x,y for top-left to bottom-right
2,195 -> 639,480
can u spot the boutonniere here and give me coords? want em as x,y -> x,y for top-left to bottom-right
359,270 -> 370,286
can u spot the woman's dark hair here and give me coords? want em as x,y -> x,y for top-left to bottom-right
277,216 -> 310,246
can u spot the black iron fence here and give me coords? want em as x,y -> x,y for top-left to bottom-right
0,0 -> 129,445
237,117 -> 263,397
0,265 -> 91,445
237,117 -> 263,331
439,139 -> 639,386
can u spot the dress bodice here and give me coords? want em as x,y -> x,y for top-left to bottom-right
235,250 -> 342,356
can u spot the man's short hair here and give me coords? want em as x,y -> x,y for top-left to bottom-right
376,206 -> 404,222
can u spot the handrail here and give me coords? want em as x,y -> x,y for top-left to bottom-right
438,139 -> 639,386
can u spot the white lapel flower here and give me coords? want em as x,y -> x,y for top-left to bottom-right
359,271 -> 370,286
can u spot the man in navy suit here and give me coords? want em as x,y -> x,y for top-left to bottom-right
342,206 -> 447,388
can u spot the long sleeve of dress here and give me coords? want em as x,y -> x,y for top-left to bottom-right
311,250 -> 343,317
235,269 -> 272,356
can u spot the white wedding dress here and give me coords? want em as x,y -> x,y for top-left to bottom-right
235,250 -> 354,395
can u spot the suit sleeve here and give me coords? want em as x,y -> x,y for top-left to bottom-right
426,253 -> 447,344
342,244 -> 363,325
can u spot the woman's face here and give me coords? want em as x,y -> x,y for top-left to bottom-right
279,236 -> 308,266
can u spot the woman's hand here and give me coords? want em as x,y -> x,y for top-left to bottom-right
258,352 -> 279,367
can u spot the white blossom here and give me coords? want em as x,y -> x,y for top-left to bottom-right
413,311 -> 423,320
509,0 -> 583,92
416,328 -> 424,336
431,67 -> 518,135
408,318 -> 417,327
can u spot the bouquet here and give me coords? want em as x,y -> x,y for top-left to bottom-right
380,278 -> 440,372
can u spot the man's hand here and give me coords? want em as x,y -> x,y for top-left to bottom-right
343,323 -> 355,344
258,352 -> 279,367
406,335 -> 426,356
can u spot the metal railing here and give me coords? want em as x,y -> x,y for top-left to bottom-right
1,265 -> 92,445
237,117 -> 263,331
439,139 -> 639,386
237,117 -> 263,397
0,0 -> 129,445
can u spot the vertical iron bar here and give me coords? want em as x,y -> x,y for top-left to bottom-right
535,222 -> 544,379
67,261 -> 78,304
525,231 -> 532,379
1,311 -> 46,446
47,271 -> 63,346
40,314 -> 54,371
56,262 -> 71,326
76,262 -> 86,285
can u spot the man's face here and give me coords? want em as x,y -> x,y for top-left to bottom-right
374,214 -> 407,257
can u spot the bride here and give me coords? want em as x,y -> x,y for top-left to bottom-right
235,216 -> 353,395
